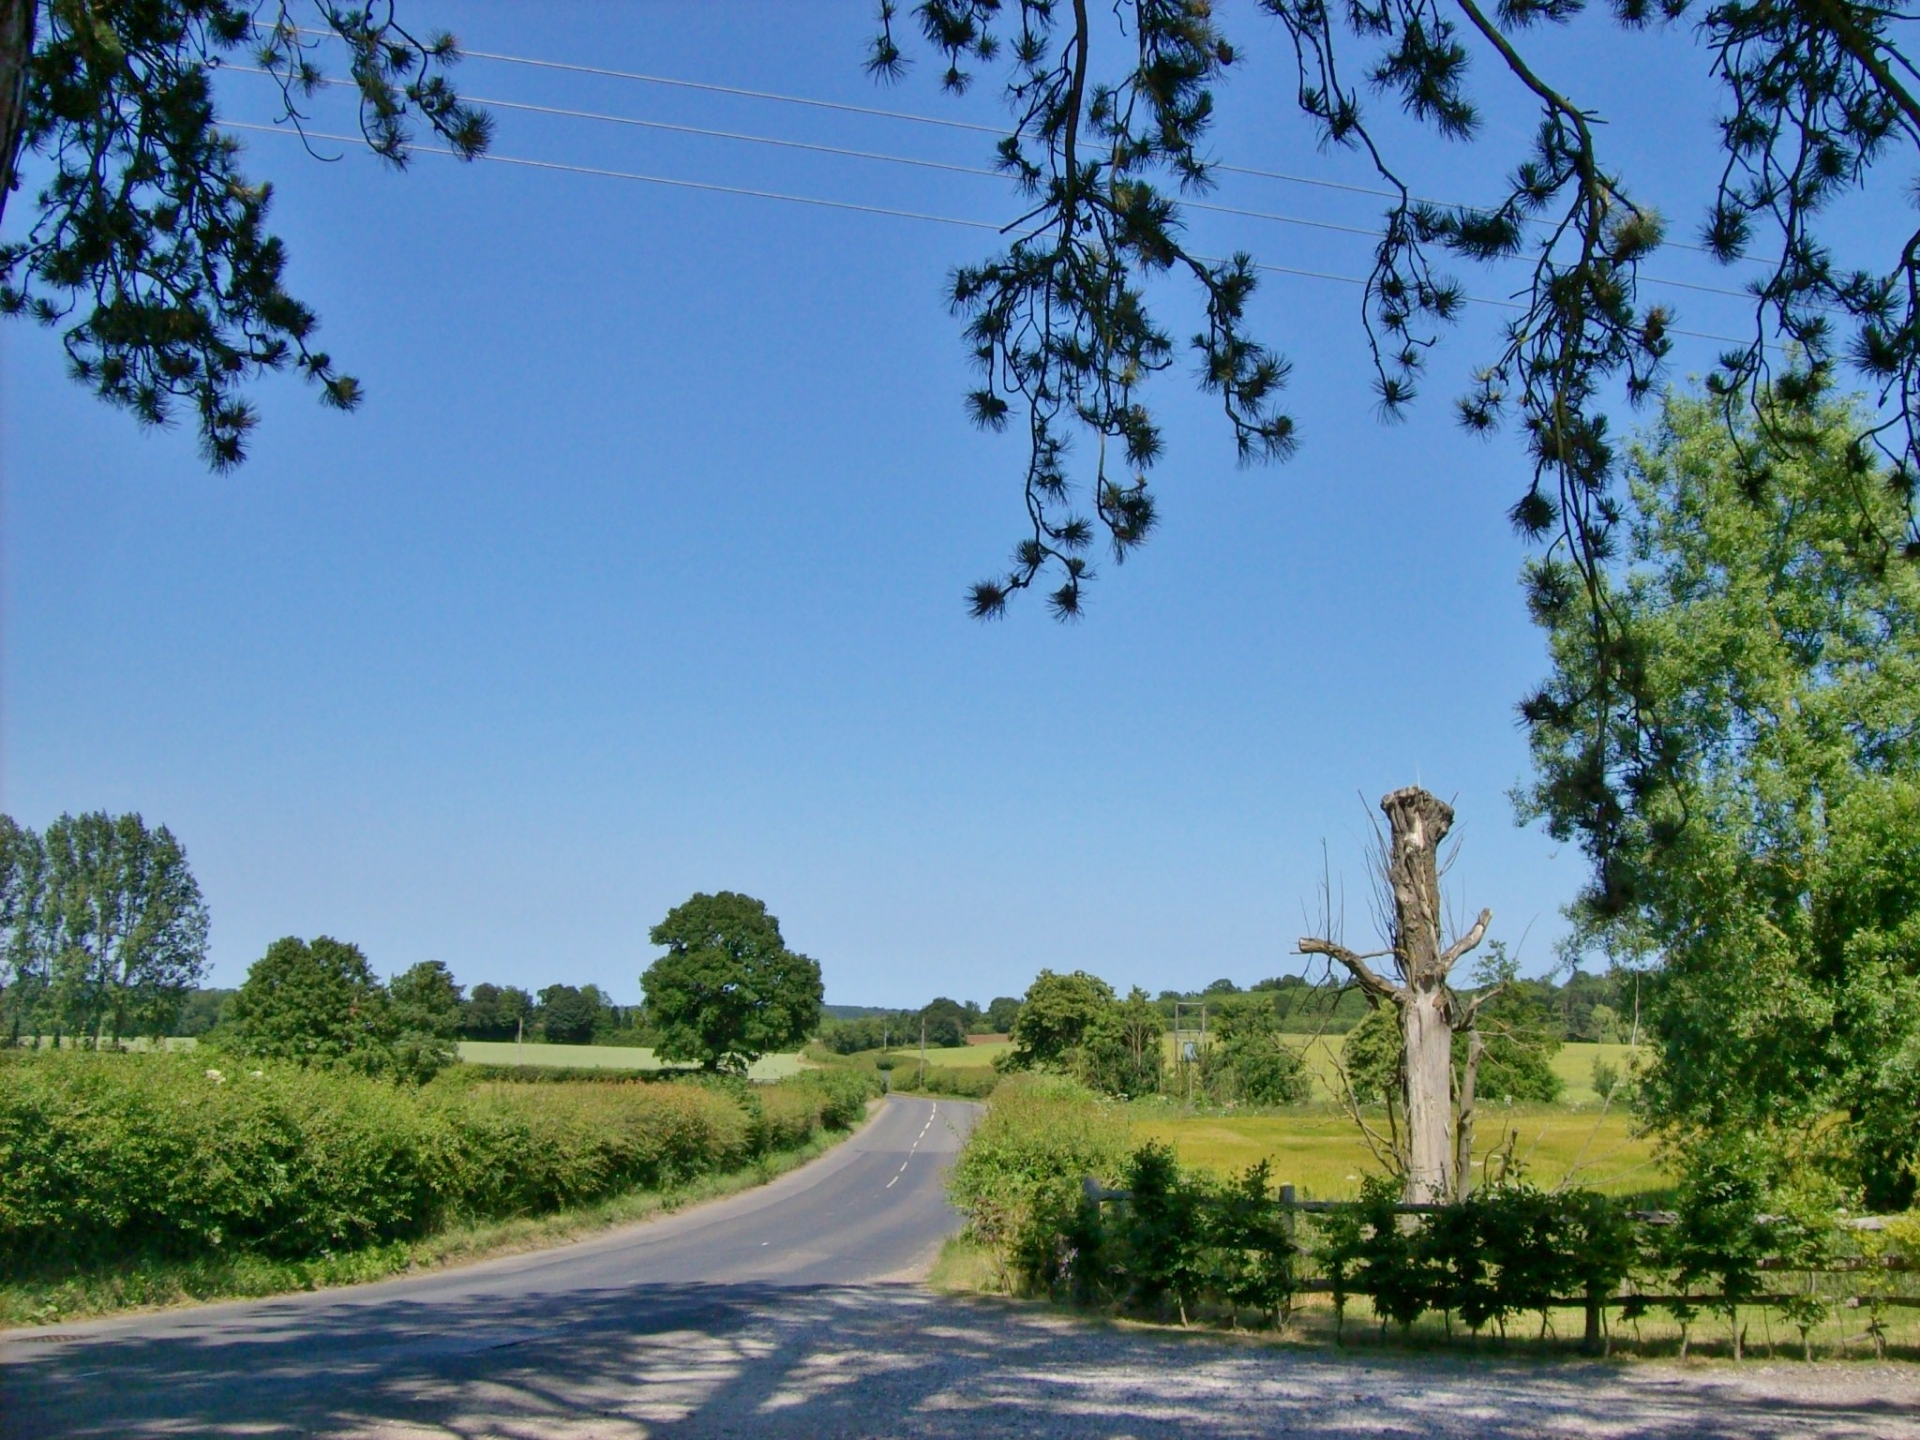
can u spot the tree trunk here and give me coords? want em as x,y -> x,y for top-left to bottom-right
0,0 -> 35,232
1300,784 -> 1491,1204
1381,787 -> 1458,1204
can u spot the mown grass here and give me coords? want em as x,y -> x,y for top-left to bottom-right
1126,1102 -> 1662,1199
455,1042 -> 809,1079
0,1121 -> 862,1328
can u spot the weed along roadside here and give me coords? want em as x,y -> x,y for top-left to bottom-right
0,1051 -> 881,1326
937,1076 -> 1920,1361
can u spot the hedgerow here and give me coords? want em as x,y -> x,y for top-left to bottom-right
0,1051 -> 876,1269
950,1078 -> 1920,1353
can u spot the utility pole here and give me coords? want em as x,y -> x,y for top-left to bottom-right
919,1017 -> 927,1089
515,1014 -> 523,1067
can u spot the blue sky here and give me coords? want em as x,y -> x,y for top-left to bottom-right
0,2 -> 1867,1006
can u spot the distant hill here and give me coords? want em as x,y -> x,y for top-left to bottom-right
821,1004 -> 895,1019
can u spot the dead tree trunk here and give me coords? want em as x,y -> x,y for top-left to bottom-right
0,0 -> 35,232
1301,786 -> 1491,1204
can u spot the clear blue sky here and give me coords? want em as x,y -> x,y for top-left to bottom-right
0,2 -> 1871,1006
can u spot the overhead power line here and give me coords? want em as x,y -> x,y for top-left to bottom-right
287,28 -> 1728,261
221,122 -> 1003,230
447,39 -> 1725,260
224,66 -> 1757,302
225,121 -> 1758,348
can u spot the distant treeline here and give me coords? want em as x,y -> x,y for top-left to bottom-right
816,969 -> 1638,1055
176,979 -> 654,1048
1144,969 -> 1638,1041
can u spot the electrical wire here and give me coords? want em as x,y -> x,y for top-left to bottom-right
224,66 -> 1761,302
284,29 -> 1734,262
225,120 -> 1757,348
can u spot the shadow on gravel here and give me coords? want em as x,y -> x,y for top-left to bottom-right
7,1281 -> 1918,1439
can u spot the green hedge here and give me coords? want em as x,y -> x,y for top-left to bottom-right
0,1053 -> 876,1268
949,1076 -> 1920,1350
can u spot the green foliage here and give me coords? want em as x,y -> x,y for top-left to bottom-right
1074,987 -> 1165,1099
460,982 -> 534,1041
888,1063 -> 999,1098
1467,944 -> 1565,1104
1207,995 -> 1311,1106
387,960 -> 463,1080
642,892 -> 823,1074
1,2 -> 490,466
0,812 -> 208,1045
985,996 -> 1022,1033
535,983 -> 601,1045
1004,969 -> 1115,1072
1523,392 -> 1920,1207
222,936 -> 400,1075
1341,1005 -> 1402,1106
945,1074 -> 1129,1289
0,1050 -> 866,1270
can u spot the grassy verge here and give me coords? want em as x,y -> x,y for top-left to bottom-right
0,1116 -> 864,1328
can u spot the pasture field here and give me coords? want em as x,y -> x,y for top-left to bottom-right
1125,1103 -> 1662,1199
456,1042 -> 808,1080
859,1037 -> 1645,1103
1242,1037 -> 1644,1105
874,1040 -> 1012,1070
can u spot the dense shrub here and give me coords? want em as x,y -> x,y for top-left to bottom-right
0,1051 -> 876,1270
949,1079 -> 1913,1344
946,1075 -> 1128,1286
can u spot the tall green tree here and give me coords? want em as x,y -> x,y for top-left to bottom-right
223,934 -> 395,1072
535,982 -> 602,1045
1523,387 -> 1920,1207
388,958 -> 463,1077
641,892 -> 824,1073
461,981 -> 534,1040
1076,984 -> 1167,1098
38,811 -> 208,1044
1004,968 -> 1115,1071
0,815 -> 49,1043
0,0 -> 488,465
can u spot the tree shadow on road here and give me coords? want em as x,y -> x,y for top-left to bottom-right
7,1281 -> 1917,1439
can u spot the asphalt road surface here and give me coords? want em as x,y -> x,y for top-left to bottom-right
7,1094 -> 1920,1440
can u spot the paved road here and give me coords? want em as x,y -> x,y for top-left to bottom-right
1,1095 -> 977,1438
8,1095 -> 1919,1439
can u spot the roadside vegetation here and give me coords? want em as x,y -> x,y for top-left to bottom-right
0,1050 -> 875,1325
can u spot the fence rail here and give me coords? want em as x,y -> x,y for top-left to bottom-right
1075,1174 -> 1916,1353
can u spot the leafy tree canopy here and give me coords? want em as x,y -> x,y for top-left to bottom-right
0,811 -> 208,1045
871,0 -> 1920,662
460,981 -> 535,1041
223,934 -> 393,1070
984,995 -> 1023,1033
641,891 -> 824,1073
1005,967 -> 1115,1070
0,0 -> 489,466
1523,387 -> 1920,1206
536,982 -> 603,1045
1076,985 -> 1166,1098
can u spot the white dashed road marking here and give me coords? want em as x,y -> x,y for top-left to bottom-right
884,1105 -> 938,1190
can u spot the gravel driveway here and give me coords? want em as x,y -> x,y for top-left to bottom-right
16,1282 -> 1916,1438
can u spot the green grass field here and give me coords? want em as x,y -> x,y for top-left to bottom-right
871,1040 -> 1012,1069
1277,1037 -> 1644,1105
455,1042 -> 808,1081
1127,1103 -> 1663,1199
